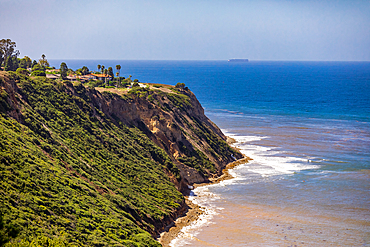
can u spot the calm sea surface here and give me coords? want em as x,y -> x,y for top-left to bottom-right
50,60 -> 370,246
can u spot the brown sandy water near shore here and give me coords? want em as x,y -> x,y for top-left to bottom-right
182,201 -> 370,247
158,153 -> 370,246
157,153 -> 252,247
167,167 -> 370,246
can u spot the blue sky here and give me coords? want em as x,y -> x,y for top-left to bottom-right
1,0 -> 369,61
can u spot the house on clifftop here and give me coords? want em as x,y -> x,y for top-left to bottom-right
91,73 -> 112,81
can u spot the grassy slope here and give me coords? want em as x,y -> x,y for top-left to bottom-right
0,73 -> 184,246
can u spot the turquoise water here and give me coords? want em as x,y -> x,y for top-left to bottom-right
50,60 -> 370,246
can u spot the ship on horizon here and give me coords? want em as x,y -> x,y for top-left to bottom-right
228,58 -> 249,62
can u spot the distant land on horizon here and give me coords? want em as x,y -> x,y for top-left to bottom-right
228,59 -> 249,62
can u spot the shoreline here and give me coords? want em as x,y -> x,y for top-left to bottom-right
158,138 -> 251,246
157,198 -> 205,247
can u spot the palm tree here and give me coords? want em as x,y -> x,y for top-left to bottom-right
116,72 -> 119,87
108,67 -> 113,78
107,67 -> 113,86
100,65 -> 105,84
97,64 -> 101,74
116,64 -> 121,87
104,68 -> 108,85
39,54 -> 49,68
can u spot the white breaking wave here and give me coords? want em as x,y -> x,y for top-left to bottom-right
223,130 -> 269,143
237,143 -> 318,177
169,186 -> 221,247
170,131 -> 319,246
226,130 -> 320,177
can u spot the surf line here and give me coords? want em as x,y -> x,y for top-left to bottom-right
158,146 -> 252,246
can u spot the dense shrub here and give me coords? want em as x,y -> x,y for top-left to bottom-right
30,70 -> 46,77
15,68 -> 29,76
175,82 -> 185,89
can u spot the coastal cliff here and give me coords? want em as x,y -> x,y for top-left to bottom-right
0,71 -> 242,246
91,84 -> 241,186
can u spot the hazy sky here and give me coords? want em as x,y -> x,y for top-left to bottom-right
1,0 -> 369,61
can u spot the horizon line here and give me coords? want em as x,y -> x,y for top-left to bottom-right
47,59 -> 370,62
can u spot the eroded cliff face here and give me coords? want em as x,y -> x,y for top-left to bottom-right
0,72 -> 242,245
0,71 -> 242,188
87,85 -> 242,188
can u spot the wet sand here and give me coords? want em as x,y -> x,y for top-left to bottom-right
157,147 -> 251,246
158,198 -> 205,246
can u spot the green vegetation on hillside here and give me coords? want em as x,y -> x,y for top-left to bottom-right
0,40 -> 242,245
0,72 -> 184,246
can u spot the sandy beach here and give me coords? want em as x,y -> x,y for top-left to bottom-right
157,145 -> 252,246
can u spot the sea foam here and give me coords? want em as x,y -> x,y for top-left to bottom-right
224,129 -> 319,177
169,186 -> 221,247
170,130 -> 319,246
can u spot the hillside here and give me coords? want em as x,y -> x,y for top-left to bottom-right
0,71 -> 242,246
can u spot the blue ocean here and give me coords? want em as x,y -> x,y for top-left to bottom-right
50,60 -> 370,246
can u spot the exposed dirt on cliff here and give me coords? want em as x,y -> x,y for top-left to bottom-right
90,84 -> 243,187
0,72 -> 244,244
